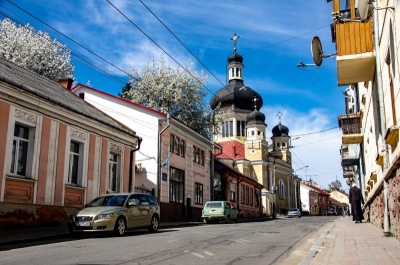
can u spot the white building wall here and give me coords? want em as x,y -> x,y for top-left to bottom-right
300,184 -> 310,213
73,87 -> 163,196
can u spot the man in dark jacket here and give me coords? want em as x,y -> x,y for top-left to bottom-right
349,183 -> 364,223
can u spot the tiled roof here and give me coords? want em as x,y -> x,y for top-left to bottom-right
216,141 -> 245,159
0,58 -> 138,138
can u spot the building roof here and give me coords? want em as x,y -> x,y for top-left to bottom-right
72,84 -> 167,117
214,159 -> 264,189
301,182 -> 330,196
0,58 -> 138,139
215,141 -> 245,159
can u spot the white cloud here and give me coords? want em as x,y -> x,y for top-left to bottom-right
263,105 -> 344,190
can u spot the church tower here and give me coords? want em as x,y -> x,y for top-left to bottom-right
210,33 -> 273,215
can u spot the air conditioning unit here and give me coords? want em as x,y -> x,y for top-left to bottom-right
135,163 -> 142,172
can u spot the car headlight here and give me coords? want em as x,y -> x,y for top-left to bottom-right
97,213 -> 115,220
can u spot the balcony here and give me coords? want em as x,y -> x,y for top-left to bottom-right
338,113 -> 363,144
343,166 -> 355,179
330,3 -> 375,86
340,145 -> 359,166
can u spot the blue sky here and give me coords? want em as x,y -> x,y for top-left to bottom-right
0,0 -> 347,191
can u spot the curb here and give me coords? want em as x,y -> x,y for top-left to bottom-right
298,220 -> 336,265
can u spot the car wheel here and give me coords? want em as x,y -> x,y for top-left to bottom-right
225,215 -> 230,224
203,219 -> 210,224
114,217 -> 126,236
147,215 -> 159,232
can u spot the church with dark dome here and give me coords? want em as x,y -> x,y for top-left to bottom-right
210,34 -> 294,217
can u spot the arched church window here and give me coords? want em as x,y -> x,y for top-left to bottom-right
278,179 -> 285,200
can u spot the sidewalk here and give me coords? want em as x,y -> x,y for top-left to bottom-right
299,216 -> 400,265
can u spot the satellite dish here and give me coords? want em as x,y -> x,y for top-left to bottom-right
311,36 -> 323,66
358,0 -> 372,21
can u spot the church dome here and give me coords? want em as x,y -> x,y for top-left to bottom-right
246,109 -> 266,126
228,52 -> 243,64
272,122 -> 289,137
209,82 -> 263,111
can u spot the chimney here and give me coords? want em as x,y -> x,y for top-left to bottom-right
58,78 -> 73,90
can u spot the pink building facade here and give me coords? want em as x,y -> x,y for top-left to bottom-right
0,59 -> 141,229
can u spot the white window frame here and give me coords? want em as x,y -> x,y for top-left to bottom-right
65,127 -> 88,187
7,107 -> 40,180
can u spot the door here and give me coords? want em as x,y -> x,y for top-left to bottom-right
126,194 -> 142,228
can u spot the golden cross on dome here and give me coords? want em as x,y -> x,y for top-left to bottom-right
230,32 -> 241,52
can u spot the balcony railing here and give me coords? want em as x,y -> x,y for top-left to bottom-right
338,113 -> 361,134
340,145 -> 359,166
338,113 -> 363,144
343,166 -> 355,179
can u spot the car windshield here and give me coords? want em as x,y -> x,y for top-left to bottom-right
87,195 -> 128,207
205,202 -> 222,208
289,208 -> 298,212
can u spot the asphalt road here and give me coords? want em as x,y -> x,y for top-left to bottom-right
1,216 -> 339,265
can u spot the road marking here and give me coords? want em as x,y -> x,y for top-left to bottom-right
191,252 -> 204,258
204,251 -> 214,256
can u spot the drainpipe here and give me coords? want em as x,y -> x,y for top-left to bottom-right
373,1 -> 390,237
129,137 -> 143,193
157,114 -> 170,204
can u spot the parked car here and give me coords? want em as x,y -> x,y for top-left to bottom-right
68,193 -> 160,236
287,208 -> 301,218
201,201 -> 238,224
327,208 -> 336,216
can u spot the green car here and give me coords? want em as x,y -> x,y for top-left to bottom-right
201,201 -> 238,224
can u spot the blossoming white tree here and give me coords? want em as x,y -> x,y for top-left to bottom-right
0,18 -> 74,79
121,56 -> 212,138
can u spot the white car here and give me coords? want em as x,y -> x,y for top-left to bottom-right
287,208 -> 301,218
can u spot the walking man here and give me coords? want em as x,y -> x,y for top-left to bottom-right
349,183 -> 364,223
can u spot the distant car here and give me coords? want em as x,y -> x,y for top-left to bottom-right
68,193 -> 160,236
201,201 -> 238,224
327,208 -> 336,216
287,208 -> 301,218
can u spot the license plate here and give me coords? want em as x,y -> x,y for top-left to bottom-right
78,221 -> 91,227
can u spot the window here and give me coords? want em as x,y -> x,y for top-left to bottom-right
222,120 -> 234,137
236,120 -> 246,136
68,141 -> 83,185
250,188 -> 254,206
246,186 -> 249,205
278,179 -> 285,200
108,153 -> 120,192
170,134 -> 185,157
241,185 -> 245,203
10,124 -> 30,176
230,181 -> 236,201
195,183 -> 203,205
170,167 -> 184,203
193,146 -> 205,166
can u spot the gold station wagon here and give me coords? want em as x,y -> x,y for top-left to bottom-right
68,193 -> 160,236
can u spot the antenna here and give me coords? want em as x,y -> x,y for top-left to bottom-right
311,36 -> 336,67
357,0 -> 395,23
358,0 -> 372,21
311,36 -> 323,66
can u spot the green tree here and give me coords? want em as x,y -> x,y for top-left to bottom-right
0,18 -> 74,79
328,180 -> 342,192
121,56 -> 212,138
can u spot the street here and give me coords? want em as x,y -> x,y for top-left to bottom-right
1,216 -> 339,265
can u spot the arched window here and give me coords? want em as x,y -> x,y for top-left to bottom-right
278,179 -> 285,200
